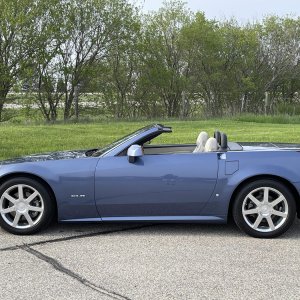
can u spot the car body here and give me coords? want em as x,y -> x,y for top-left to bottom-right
0,124 -> 299,237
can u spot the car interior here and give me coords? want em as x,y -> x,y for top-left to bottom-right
143,130 -> 225,155
118,130 -> 243,156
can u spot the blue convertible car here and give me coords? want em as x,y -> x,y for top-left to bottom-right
0,124 -> 299,238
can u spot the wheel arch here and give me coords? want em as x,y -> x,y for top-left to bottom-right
228,174 -> 300,220
0,172 -> 58,219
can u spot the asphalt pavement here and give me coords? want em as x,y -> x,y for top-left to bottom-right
1,220 -> 300,300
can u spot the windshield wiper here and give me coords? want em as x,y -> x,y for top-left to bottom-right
85,148 -> 99,157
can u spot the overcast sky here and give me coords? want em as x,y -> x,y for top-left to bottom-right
133,0 -> 300,22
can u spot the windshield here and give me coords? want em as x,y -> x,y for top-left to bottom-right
91,125 -> 155,157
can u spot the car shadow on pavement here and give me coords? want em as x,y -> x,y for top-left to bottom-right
1,218 -> 299,250
48,217 -> 300,237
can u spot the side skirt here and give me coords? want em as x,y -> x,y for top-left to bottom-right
60,216 -> 227,223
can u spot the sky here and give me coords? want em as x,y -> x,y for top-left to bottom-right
133,0 -> 300,22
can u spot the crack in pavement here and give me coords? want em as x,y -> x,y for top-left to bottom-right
21,245 -> 131,300
0,224 -> 157,252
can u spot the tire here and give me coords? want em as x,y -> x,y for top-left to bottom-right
0,177 -> 55,235
233,179 -> 296,238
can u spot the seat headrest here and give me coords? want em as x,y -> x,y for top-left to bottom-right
193,131 -> 209,153
204,137 -> 218,152
214,130 -> 221,145
196,131 -> 209,146
220,133 -> 228,150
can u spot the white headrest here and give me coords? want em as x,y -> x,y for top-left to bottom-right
193,131 -> 209,153
196,131 -> 209,146
204,137 -> 218,152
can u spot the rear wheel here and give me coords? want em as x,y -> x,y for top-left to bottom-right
233,179 -> 296,238
0,177 -> 55,235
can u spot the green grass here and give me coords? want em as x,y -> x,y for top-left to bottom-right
1,119 -> 300,160
233,114 -> 300,124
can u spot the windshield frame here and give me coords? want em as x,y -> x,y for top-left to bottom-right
92,124 -> 169,157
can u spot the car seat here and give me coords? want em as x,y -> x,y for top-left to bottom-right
204,137 -> 218,152
193,131 -> 209,153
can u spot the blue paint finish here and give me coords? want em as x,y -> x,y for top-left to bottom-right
207,150 -> 300,218
0,124 -> 300,227
292,182 -> 300,196
225,160 -> 239,175
95,153 -> 218,217
0,157 -> 100,221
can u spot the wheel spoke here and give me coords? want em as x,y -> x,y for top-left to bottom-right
243,208 -> 259,215
271,195 -> 285,207
266,216 -> 275,230
23,212 -> 34,226
28,205 -> 43,212
272,210 -> 287,218
12,211 -> 21,227
263,187 -> 269,203
242,186 -> 289,233
253,215 -> 263,229
1,183 -> 45,230
18,185 -> 24,200
248,194 -> 261,206
3,193 -> 17,204
1,206 -> 16,214
25,191 -> 39,204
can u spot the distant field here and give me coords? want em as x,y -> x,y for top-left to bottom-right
1,119 -> 300,160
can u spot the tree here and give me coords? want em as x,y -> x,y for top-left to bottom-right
140,1 -> 193,118
28,0 -> 66,121
87,2 -> 143,119
255,17 -> 300,113
0,0 -> 38,121
216,21 -> 260,114
52,0 -> 141,120
180,13 -> 224,116
181,14 -> 261,116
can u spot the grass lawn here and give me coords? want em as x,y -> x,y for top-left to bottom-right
1,119 -> 300,160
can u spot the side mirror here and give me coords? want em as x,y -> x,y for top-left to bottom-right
127,145 -> 143,163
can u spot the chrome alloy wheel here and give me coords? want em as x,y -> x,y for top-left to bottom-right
242,187 -> 288,232
0,184 -> 44,229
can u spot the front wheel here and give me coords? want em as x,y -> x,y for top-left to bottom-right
0,177 -> 55,235
233,179 -> 296,238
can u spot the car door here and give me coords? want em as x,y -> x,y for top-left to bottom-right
94,153 -> 218,219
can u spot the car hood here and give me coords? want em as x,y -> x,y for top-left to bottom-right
0,150 -> 88,165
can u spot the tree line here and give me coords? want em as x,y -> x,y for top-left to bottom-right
0,0 -> 300,121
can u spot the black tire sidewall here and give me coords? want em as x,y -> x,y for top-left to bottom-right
0,177 -> 55,235
233,179 -> 296,238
